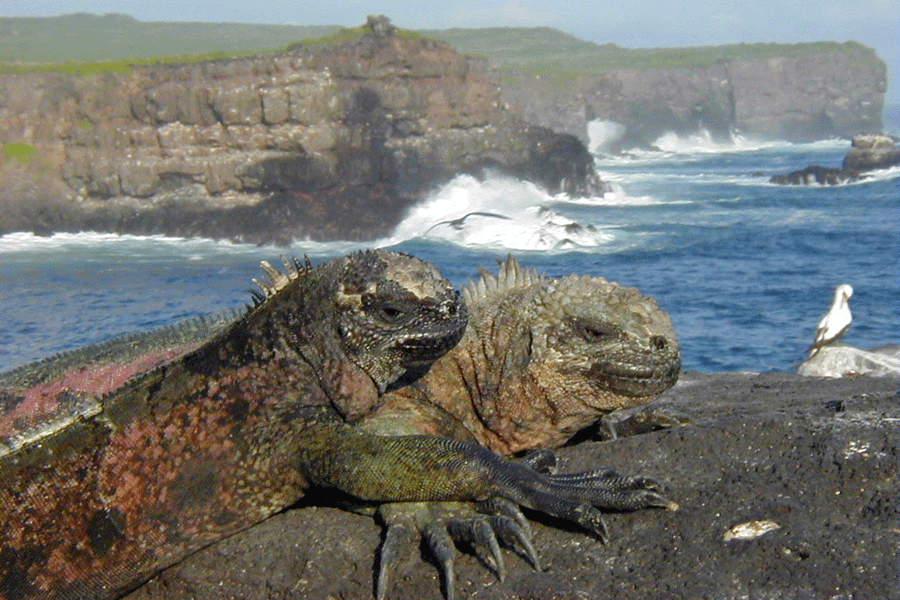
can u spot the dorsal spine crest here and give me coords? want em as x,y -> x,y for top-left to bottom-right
462,255 -> 543,304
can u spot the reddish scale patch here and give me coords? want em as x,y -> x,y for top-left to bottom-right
0,432 -> 148,599
0,345 -> 202,440
2,342 -> 333,598
97,360 -> 316,567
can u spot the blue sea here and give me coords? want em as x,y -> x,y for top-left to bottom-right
1,129 -> 897,374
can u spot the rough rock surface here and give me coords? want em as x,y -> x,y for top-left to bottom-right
842,134 -> 900,171
501,47 -> 886,147
123,371 -> 897,600
0,22 -> 605,244
768,165 -> 865,186
798,344 -> 900,378
770,133 -> 897,185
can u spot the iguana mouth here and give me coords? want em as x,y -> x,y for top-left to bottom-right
588,355 -> 681,397
398,328 -> 466,366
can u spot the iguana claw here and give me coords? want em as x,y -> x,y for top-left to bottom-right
373,447 -> 676,599
376,500 -> 538,600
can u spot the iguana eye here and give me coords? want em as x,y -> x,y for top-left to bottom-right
365,299 -> 410,324
378,305 -> 405,320
572,320 -> 617,343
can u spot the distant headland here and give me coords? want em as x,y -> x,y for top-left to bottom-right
0,14 -> 888,243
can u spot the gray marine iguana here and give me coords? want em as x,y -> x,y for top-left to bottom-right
0,251 -> 675,600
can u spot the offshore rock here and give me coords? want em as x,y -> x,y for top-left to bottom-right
0,20 -> 606,244
841,134 -> 900,171
123,371 -> 897,600
768,165 -> 865,186
770,133 -> 896,186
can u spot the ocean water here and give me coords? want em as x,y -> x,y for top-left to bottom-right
1,129 -> 897,374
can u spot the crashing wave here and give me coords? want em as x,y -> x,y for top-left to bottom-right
379,174 -> 615,252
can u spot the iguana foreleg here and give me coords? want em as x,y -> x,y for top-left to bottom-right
297,422 -> 673,514
296,423 -> 676,600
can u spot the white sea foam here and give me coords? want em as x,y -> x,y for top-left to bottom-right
594,129 -> 848,166
861,165 -> 900,183
0,231 -> 256,257
0,230 -> 369,259
650,129 -> 784,154
378,174 -> 615,251
554,178 -> 680,206
587,119 -> 628,155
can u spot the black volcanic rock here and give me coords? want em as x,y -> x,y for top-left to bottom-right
124,372 -> 897,600
769,164 -> 865,186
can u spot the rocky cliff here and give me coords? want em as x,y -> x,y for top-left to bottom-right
0,20 -> 605,244
500,46 -> 886,148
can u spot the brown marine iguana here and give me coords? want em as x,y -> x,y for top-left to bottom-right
369,256 -> 682,454
363,256 -> 682,599
0,251 -> 673,600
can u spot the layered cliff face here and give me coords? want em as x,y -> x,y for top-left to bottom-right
501,46 -> 886,147
0,24 -> 605,243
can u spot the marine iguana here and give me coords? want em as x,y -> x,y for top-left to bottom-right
0,250 -> 469,599
364,256 -> 682,599
369,256 -> 682,454
0,251 -> 674,600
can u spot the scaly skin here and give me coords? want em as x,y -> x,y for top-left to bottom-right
369,256 -> 682,454
1,255 -> 681,600
363,257 -> 682,600
0,250 -> 469,600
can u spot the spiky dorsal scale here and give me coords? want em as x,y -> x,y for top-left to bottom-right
461,255 -> 543,304
252,255 -> 313,301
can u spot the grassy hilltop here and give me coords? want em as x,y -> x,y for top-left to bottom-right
424,27 -> 875,73
0,13 -> 879,76
0,13 -> 339,65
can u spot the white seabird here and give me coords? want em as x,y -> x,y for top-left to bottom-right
807,284 -> 853,357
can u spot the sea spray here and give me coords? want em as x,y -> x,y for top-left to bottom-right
587,119 -> 627,155
379,174 -> 615,251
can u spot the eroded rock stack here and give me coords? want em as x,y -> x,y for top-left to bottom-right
842,134 -> 900,171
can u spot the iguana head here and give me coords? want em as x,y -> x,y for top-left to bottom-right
457,257 -> 680,452
255,250 -> 467,414
331,250 -> 468,391
530,273 -> 680,400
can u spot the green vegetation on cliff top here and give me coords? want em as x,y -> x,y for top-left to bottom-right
423,27 -> 876,73
0,13 -> 879,76
0,13 -> 339,65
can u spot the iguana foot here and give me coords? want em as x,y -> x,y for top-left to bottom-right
376,499 -> 539,600
597,404 -> 691,440
520,448 -> 677,511
375,449 -> 677,600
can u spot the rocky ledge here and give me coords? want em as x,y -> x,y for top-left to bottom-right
124,371 -> 896,600
769,133 -> 899,185
0,17 -> 606,244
